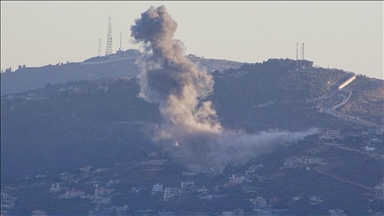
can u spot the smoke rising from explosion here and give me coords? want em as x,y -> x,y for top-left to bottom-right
131,5 -> 318,172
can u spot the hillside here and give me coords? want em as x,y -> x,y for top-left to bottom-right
338,75 -> 384,125
0,50 -> 243,96
2,58 -> 381,182
2,58 -> 384,215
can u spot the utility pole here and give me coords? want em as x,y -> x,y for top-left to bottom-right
119,32 -> 122,51
98,39 -> 102,56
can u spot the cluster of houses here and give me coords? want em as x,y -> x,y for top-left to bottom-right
319,128 -> 384,158
4,128 -> 384,216
149,180 -> 197,201
1,191 -> 17,215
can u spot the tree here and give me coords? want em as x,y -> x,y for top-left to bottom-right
5,67 -> 12,73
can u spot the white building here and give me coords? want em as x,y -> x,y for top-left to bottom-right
152,183 -> 164,195
197,186 -> 209,193
79,165 -> 92,173
50,183 -> 62,193
364,146 -> 376,152
245,164 -> 263,176
329,209 -> 346,216
132,187 -> 146,193
250,196 -> 267,208
309,196 -> 323,205
181,180 -> 195,190
65,189 -> 85,198
227,175 -> 246,185
95,187 -> 114,196
61,172 -> 74,181
32,210 -> 48,216
94,196 -> 112,205
284,157 -> 303,168
116,205 -> 130,214
163,188 -> 178,201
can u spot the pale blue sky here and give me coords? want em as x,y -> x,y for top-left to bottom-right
1,1 -> 383,79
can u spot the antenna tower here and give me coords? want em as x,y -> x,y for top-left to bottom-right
296,42 -> 298,61
119,32 -> 122,51
105,15 -> 113,56
301,43 -> 305,60
98,39 -> 102,56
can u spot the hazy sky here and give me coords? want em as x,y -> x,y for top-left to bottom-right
1,1 -> 383,79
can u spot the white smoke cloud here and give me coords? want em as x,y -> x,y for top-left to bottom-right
131,5 -> 318,172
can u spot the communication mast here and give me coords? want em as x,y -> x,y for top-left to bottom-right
105,15 -> 113,56
296,42 -> 298,61
301,43 -> 305,60
119,32 -> 122,51
98,39 -> 102,57
296,42 -> 299,68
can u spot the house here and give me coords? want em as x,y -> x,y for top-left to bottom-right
284,157 -> 303,168
1,192 -> 16,210
61,172 -> 74,181
269,197 -> 280,205
106,179 -> 119,187
132,187 -> 146,193
329,209 -> 346,216
226,175 -> 245,186
158,211 -> 176,216
95,187 -> 114,196
319,129 -> 341,139
233,209 -> 245,215
242,185 -> 258,193
250,196 -> 267,208
293,196 -> 302,201
245,164 -> 263,176
376,126 -> 384,135
199,194 -> 213,200
147,151 -> 159,158
116,205 -> 129,214
152,183 -> 164,195
1,192 -> 11,201
197,186 -> 209,193
364,146 -> 376,152
371,138 -> 382,143
309,196 -> 323,205
163,188 -> 178,201
284,158 -> 297,169
304,157 -> 326,165
79,165 -> 92,173
94,196 -> 112,205
50,183 -> 62,193
32,210 -> 48,216
65,189 -> 85,198
181,180 -> 195,190
374,181 -> 384,200
222,211 -> 234,216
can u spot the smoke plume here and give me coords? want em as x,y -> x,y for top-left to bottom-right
131,5 -> 317,172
